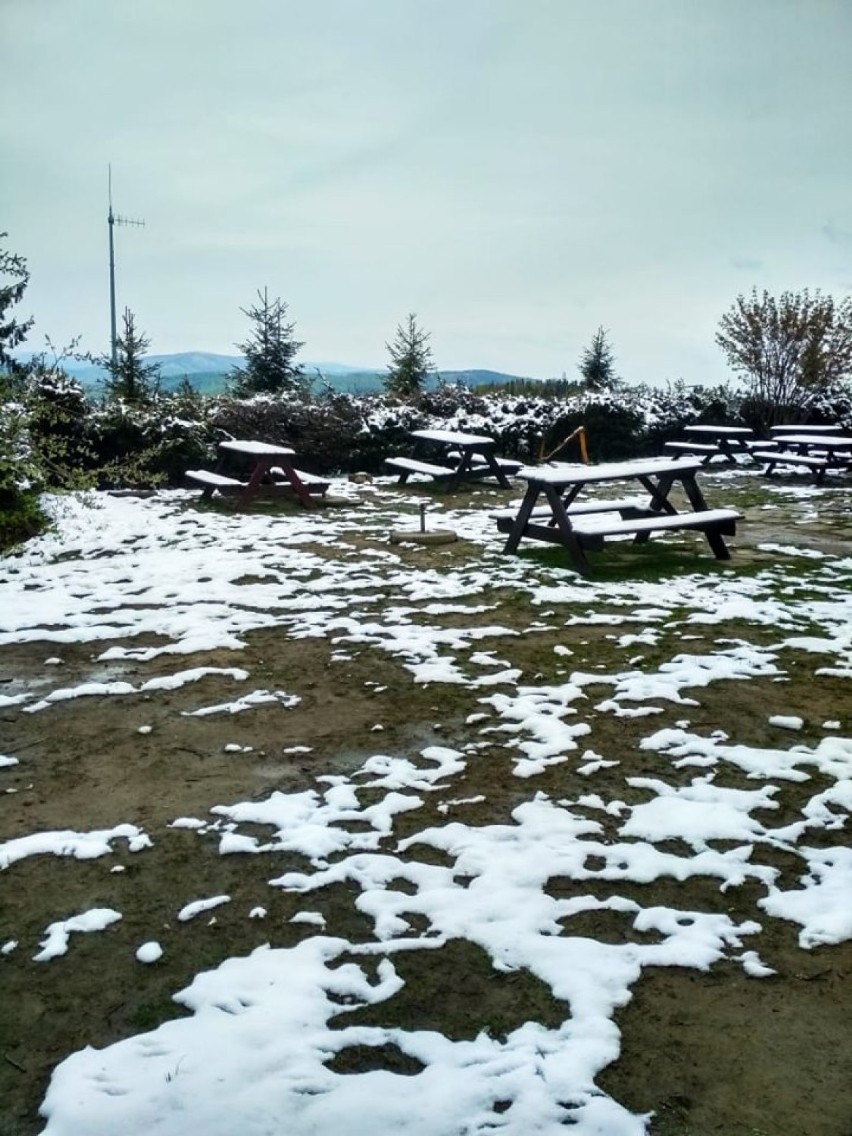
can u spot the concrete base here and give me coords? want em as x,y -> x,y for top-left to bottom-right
389,528 -> 458,545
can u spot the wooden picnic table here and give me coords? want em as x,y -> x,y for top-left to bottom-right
185,440 -> 329,508
496,456 -> 741,575
664,424 -> 761,464
385,428 -> 521,490
753,432 -> 852,483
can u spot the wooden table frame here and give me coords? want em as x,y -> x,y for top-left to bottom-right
665,424 -> 762,465
498,457 -> 740,574
386,428 -> 519,490
186,440 -> 327,508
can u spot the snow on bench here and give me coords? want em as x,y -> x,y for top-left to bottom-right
493,496 -> 647,525
270,466 -> 329,491
384,456 -> 457,479
293,469 -> 329,487
663,441 -> 722,456
570,507 -> 741,544
753,450 -> 851,482
469,457 -> 523,472
185,470 -> 246,490
752,450 -> 846,468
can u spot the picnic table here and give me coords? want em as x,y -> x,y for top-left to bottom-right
663,424 -> 761,464
495,456 -> 741,575
185,440 -> 329,508
385,428 -> 521,490
753,432 -> 852,483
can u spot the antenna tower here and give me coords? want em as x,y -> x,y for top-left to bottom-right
108,165 -> 145,368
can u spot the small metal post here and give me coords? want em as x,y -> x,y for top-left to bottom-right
419,502 -> 427,532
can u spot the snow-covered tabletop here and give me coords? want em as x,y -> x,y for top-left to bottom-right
411,428 -> 497,447
514,456 -> 703,484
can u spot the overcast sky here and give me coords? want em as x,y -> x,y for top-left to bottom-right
3,0 -> 851,383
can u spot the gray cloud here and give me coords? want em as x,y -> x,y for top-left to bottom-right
823,221 -> 852,246
730,258 -> 765,271
2,0 -> 851,385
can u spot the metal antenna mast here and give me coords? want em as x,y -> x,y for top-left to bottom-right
108,165 -> 144,368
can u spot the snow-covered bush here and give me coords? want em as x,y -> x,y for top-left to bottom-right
210,390 -> 426,474
25,368 -> 97,487
0,369 -> 77,546
0,386 -> 41,536
203,381 -> 760,472
781,381 -> 852,431
7,371 -> 825,530
88,395 -> 214,488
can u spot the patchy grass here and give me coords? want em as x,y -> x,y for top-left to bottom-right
2,474 -> 852,1135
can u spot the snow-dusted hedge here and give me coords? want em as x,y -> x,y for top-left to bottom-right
9,372 -> 852,502
7,371 -> 214,494
207,380 -> 754,474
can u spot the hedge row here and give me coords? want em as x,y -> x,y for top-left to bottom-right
13,371 -> 852,495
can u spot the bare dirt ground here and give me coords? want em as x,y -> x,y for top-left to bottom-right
2,473 -> 852,1136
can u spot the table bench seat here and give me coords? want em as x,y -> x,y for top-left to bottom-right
185,469 -> 247,490
270,466 -> 329,492
663,441 -> 722,456
509,507 -> 741,555
385,456 -> 457,478
293,469 -> 330,487
493,495 -> 647,526
753,450 -> 842,468
570,507 -> 741,546
448,458 -> 523,478
754,444 -> 852,485
473,456 -> 523,473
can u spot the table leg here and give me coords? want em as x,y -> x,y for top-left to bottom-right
679,474 -> 731,559
561,485 -> 582,509
705,528 -> 732,559
447,449 -> 475,491
678,473 -> 711,513
502,484 -> 540,553
636,474 -> 679,515
481,450 -> 511,489
543,485 -> 591,574
277,459 -> 320,508
240,458 -> 271,504
546,484 -> 581,528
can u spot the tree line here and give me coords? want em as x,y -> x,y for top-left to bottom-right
7,227 -> 850,416
2,229 -> 852,550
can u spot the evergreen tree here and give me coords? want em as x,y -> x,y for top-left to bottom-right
384,313 -> 434,400
578,326 -> 616,390
0,232 -> 34,375
0,236 -> 41,544
102,308 -> 160,404
230,289 -> 306,396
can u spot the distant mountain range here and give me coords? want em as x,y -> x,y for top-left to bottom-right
45,352 -> 535,395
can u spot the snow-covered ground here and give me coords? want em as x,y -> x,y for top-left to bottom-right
1,477 -> 851,1135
